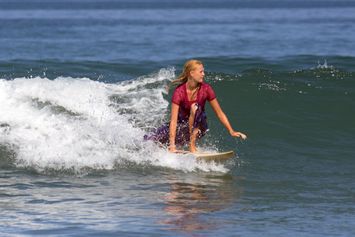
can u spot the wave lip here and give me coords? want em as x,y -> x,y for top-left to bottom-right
0,76 -> 138,171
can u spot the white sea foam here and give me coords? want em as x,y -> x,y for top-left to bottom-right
0,68 -> 228,173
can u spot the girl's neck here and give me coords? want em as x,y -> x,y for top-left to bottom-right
186,79 -> 200,90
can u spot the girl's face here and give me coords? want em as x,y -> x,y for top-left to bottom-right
189,65 -> 205,83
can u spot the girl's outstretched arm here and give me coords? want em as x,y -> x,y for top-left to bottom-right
209,99 -> 247,140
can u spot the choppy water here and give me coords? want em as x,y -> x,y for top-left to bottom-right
1,0 -> 355,236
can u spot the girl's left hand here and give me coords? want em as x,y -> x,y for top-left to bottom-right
230,131 -> 247,140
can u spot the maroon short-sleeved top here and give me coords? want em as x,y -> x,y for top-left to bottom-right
172,82 -> 216,121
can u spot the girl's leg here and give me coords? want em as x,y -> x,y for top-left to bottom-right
189,129 -> 199,153
188,103 -> 200,153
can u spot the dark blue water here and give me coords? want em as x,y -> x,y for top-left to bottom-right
1,0 -> 355,236
1,0 -> 355,62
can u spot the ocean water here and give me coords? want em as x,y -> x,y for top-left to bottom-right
1,0 -> 355,236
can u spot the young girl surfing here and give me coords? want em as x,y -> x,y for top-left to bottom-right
144,59 -> 247,153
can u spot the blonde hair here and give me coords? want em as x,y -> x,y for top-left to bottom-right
171,59 -> 203,86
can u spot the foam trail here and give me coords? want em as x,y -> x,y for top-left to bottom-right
0,68 -> 228,173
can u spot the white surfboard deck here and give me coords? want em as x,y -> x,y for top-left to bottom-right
176,150 -> 235,162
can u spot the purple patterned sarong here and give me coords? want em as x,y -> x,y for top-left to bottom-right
144,104 -> 208,146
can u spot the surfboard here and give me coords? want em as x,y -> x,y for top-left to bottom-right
193,150 -> 235,162
176,150 -> 235,162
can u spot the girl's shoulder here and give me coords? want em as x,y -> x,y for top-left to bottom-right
173,82 -> 186,92
200,82 -> 216,100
